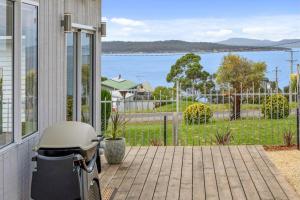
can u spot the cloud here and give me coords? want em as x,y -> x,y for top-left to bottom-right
206,29 -> 233,37
242,27 -> 264,34
111,18 -> 145,27
104,15 -> 300,42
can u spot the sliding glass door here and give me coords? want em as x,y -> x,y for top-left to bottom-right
81,33 -> 93,124
66,31 -> 94,126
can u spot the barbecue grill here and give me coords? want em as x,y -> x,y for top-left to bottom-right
31,122 -> 102,200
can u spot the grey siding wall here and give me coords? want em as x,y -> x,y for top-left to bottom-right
0,0 -> 101,199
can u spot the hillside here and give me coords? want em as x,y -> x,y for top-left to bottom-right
102,40 -> 288,54
219,38 -> 300,48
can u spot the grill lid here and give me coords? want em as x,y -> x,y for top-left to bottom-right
38,122 -> 98,151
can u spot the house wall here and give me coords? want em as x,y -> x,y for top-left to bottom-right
0,0 -> 101,199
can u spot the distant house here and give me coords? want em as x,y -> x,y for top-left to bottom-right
102,75 -> 140,91
135,81 -> 154,100
102,76 -> 154,111
102,75 -> 154,99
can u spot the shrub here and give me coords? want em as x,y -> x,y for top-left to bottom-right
215,128 -> 233,145
183,103 -> 212,124
283,130 -> 294,147
261,94 -> 289,119
152,86 -> 175,107
101,89 -> 112,132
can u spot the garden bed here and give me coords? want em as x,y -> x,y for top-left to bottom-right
266,150 -> 300,196
264,145 -> 298,151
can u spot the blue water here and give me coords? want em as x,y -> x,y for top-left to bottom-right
102,49 -> 300,88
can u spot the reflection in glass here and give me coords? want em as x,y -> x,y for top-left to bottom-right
81,33 -> 93,125
21,3 -> 38,136
0,0 -> 13,146
66,33 -> 76,121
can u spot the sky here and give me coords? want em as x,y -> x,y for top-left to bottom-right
102,0 -> 300,42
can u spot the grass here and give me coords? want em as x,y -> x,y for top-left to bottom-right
104,116 -> 297,146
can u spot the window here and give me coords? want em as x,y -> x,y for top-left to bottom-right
21,3 -> 38,136
66,33 -> 76,121
66,32 -> 94,126
0,0 -> 13,147
81,33 -> 93,125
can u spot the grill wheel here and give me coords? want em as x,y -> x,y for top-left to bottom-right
88,180 -> 101,200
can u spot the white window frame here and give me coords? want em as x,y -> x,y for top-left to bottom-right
1,0 -> 40,150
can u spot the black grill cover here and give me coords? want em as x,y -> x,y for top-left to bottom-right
31,154 -> 81,200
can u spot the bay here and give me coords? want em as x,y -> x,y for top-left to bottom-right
102,49 -> 300,89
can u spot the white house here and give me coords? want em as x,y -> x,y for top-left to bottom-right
0,0 -> 103,199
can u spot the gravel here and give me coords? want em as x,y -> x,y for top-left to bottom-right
267,150 -> 300,195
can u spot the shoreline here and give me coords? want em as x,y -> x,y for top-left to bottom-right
102,49 -> 289,56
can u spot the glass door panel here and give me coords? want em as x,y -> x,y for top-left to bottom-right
80,33 -> 93,124
66,32 -> 76,121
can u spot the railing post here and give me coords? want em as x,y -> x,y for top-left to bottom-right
164,115 -> 167,146
176,81 -> 179,113
172,81 -> 179,146
297,64 -> 300,150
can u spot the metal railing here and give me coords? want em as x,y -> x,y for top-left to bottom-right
101,85 -> 299,146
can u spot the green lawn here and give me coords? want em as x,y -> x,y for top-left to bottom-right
105,116 -> 297,146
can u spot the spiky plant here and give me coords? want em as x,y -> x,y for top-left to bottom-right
149,138 -> 163,146
215,127 -> 233,145
110,111 -> 128,140
283,130 -> 294,147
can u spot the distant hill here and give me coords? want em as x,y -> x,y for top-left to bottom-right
219,38 -> 300,48
102,40 -> 288,54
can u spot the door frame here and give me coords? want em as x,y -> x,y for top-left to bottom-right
66,26 -> 97,127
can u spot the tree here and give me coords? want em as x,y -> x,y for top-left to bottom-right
152,86 -> 174,100
290,74 -> 297,92
216,54 -> 266,119
152,86 -> 175,107
166,53 -> 214,92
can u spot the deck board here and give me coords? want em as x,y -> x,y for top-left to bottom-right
192,147 -> 205,200
229,146 -> 260,200
153,146 -> 175,200
139,147 -> 166,200
211,147 -> 232,200
238,146 -> 274,200
101,146 -> 300,200
166,146 -> 184,200
219,146 -> 246,200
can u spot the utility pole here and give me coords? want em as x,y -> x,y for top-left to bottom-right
272,67 -> 280,93
287,50 -> 299,103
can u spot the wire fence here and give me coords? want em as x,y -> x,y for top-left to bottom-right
101,84 -> 299,147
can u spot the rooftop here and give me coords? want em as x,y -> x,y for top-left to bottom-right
102,75 -> 139,90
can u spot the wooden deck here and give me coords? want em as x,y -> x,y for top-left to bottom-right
100,146 -> 300,200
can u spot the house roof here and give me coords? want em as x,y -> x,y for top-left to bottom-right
141,82 -> 154,92
102,78 -> 139,90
